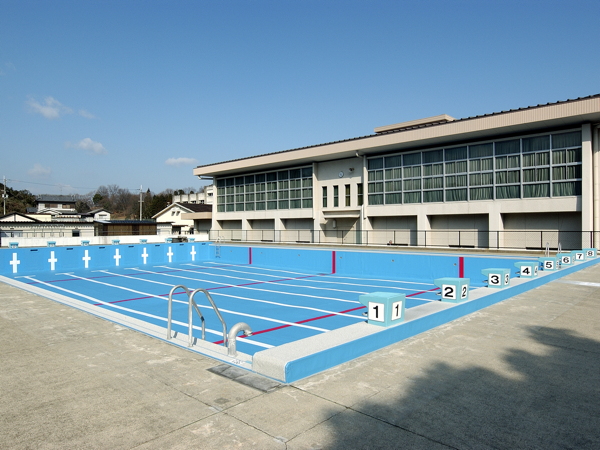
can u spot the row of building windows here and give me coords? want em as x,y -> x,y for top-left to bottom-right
216,167 -> 313,212
366,130 -> 582,205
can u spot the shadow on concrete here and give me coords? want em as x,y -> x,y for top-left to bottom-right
318,326 -> 600,449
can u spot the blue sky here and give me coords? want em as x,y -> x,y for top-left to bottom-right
1,0 -> 599,196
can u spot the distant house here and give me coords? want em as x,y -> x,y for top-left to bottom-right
153,202 -> 212,234
172,185 -> 214,205
35,195 -> 77,213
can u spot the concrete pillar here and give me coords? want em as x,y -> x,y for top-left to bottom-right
417,212 -> 430,246
581,124 -> 594,241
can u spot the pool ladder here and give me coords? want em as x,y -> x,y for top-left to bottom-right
215,236 -> 222,258
166,284 -> 252,357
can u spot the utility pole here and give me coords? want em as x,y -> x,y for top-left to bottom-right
139,185 -> 143,220
2,176 -> 7,215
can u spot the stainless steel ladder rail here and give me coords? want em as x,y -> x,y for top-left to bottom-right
167,284 -> 190,340
189,288 -> 227,347
167,284 -> 206,345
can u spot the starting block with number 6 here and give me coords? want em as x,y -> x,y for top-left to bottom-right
433,277 -> 470,303
514,261 -> 538,278
481,268 -> 511,288
557,253 -> 574,266
358,292 -> 406,327
539,257 -> 559,271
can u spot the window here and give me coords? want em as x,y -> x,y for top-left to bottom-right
357,183 -> 363,206
345,185 -> 350,207
333,186 -> 339,207
322,186 -> 327,207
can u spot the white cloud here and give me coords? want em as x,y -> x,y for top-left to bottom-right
165,157 -> 198,167
78,109 -> 96,119
67,138 -> 107,154
27,96 -> 73,120
28,163 -> 52,177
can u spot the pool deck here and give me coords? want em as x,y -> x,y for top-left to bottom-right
2,262 -> 599,448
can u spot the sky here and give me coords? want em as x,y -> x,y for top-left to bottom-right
1,0 -> 599,196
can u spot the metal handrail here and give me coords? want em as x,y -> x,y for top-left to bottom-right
190,288 -> 227,347
167,284 -> 190,340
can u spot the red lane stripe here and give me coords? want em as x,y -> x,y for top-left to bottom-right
406,286 -> 440,297
459,256 -> 465,278
332,251 -> 336,274
212,305 -> 366,344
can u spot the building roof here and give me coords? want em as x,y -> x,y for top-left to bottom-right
36,195 -> 77,203
0,212 -> 41,223
194,94 -> 600,177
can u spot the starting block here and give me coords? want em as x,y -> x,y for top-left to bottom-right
557,252 -> 573,266
572,250 -> 586,262
358,292 -> 405,327
81,240 -> 90,246
9,242 -> 18,248
112,239 -> 120,245
514,261 -> 538,278
433,277 -> 470,303
165,237 -> 173,243
539,257 -> 559,271
481,268 -> 511,288
583,248 -> 597,258
47,241 -> 56,247
139,238 -> 148,244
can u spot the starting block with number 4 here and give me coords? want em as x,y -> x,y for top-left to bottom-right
358,292 -> 406,327
481,268 -> 511,288
433,277 -> 470,303
514,261 -> 538,278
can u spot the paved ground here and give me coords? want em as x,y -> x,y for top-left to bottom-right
1,263 -> 599,449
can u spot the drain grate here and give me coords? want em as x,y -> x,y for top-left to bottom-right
208,364 -> 282,392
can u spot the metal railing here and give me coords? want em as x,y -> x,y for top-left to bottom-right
209,229 -> 600,251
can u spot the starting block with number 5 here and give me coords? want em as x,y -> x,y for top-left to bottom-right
358,292 -> 406,327
557,253 -> 574,266
433,277 -> 470,303
481,268 -> 511,288
514,261 -> 538,278
539,257 -> 559,271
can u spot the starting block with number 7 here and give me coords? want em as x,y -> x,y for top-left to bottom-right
358,292 -> 406,327
481,268 -> 511,288
514,261 -> 538,278
433,278 -> 470,303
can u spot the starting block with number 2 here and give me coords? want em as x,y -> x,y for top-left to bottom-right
358,292 -> 406,327
433,277 -> 470,303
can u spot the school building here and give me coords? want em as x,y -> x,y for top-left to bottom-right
192,94 -> 600,250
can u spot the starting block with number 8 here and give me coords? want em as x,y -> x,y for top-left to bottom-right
514,261 -> 538,278
481,268 -> 511,288
539,257 -> 559,271
583,248 -> 597,258
358,292 -> 406,327
433,277 -> 470,303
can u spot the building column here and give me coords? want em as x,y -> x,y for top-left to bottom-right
592,124 -> 600,249
417,212 -> 430,246
488,207 -> 504,250
581,124 -> 594,245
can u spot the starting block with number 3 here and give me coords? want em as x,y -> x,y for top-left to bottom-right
539,257 -> 559,271
514,261 -> 538,278
433,277 -> 470,303
481,268 -> 511,288
358,292 -> 406,327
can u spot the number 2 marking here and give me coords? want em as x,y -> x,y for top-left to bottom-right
442,285 -> 456,299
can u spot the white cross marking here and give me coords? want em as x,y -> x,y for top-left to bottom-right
10,253 -> 21,274
48,251 -> 58,271
82,250 -> 91,268
114,249 -> 122,266
190,246 -> 196,261
141,247 -> 149,264
167,246 -> 174,263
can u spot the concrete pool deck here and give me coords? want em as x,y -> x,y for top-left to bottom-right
1,262 -> 599,448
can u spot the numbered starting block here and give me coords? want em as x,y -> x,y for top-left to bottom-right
557,252 -> 574,266
112,239 -> 120,245
539,257 -> 559,271
583,248 -> 597,258
481,268 -> 511,288
514,261 -> 538,278
9,242 -> 19,249
139,238 -> 148,244
433,277 -> 470,303
47,241 -> 56,247
81,240 -> 90,246
572,250 -> 586,262
358,292 -> 405,327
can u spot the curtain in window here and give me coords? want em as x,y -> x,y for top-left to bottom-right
385,155 -> 402,168
552,131 -> 581,149
523,183 -> 549,198
404,192 -> 421,203
567,148 -> 582,163
424,190 -> 443,202
496,185 -> 520,199
553,181 -> 581,196
495,139 -> 520,155
522,135 -> 550,152
469,143 -> 493,158
445,146 -> 467,161
385,193 -> 402,204
368,158 -> 383,170
422,149 -> 443,163
470,187 -> 493,200
446,189 -> 467,202
385,168 -> 402,179
368,194 -> 384,205
403,153 -> 421,166
423,177 -> 443,189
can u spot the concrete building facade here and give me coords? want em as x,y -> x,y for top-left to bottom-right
193,95 -> 600,250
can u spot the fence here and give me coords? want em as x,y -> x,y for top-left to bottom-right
209,229 -> 600,251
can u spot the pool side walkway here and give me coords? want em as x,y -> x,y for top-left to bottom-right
1,264 -> 599,449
